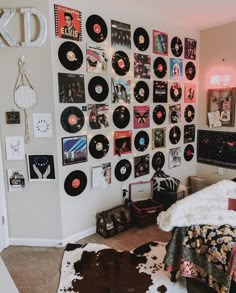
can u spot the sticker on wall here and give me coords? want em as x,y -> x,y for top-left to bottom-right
7,169 -> 25,192
62,135 -> 87,166
169,104 -> 181,124
86,45 -> 108,73
54,4 -> 82,41
153,30 -> 168,55
134,154 -> 150,178
184,38 -> 197,60
111,78 -> 131,104
91,162 -> 111,190
88,104 -> 109,130
111,20 -> 131,49
184,83 -> 196,103
171,36 -> 183,57
133,105 -> 150,129
33,113 -> 52,138
153,81 -> 167,103
134,53 -> 151,79
5,136 -> 25,160
58,73 -> 85,103
170,58 -> 183,81
114,130 -> 132,156
169,147 -> 181,169
27,155 -> 56,181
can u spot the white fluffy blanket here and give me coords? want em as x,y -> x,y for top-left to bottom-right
157,180 -> 236,232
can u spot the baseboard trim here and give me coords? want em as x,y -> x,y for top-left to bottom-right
9,226 -> 96,248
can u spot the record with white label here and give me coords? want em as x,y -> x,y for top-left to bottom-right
89,134 -> 109,159
185,62 -> 196,80
171,37 -> 183,57
58,41 -> 83,71
134,81 -> 149,103
133,27 -> 150,51
114,159 -> 132,181
184,105 -> 195,122
88,76 -> 109,102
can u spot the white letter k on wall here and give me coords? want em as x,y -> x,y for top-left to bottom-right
0,8 -> 19,47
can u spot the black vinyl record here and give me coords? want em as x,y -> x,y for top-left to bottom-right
86,14 -> 108,42
185,62 -> 196,80
169,125 -> 181,144
89,134 -> 109,159
152,151 -> 165,170
134,131 -> 149,152
184,105 -> 195,122
171,37 -> 183,57
184,144 -> 194,161
113,106 -> 130,129
133,27 -> 150,51
64,170 -> 87,196
134,81 -> 149,103
58,41 -> 83,71
88,76 -> 109,102
114,159 -> 132,181
60,106 -> 85,133
112,51 -> 130,76
153,57 -> 167,78
170,82 -> 182,102
153,105 -> 166,125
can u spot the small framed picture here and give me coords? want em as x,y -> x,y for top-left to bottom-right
6,111 -> 20,124
62,135 -> 87,166
27,155 -> 56,181
152,128 -> 166,149
153,30 -> 168,55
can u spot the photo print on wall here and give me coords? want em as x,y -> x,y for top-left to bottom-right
7,169 -> 25,192
27,155 -> 56,181
5,136 -> 25,160
33,113 -> 52,138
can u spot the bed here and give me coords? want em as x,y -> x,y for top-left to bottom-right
157,180 -> 236,293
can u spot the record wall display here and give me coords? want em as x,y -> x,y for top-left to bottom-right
184,144 -> 194,161
60,106 -> 85,133
153,81 -> 168,103
184,105 -> 195,122
86,14 -> 108,42
153,57 -> 167,79
133,27 -> 150,51
113,106 -> 130,128
169,125 -> 181,144
185,62 -> 196,80
134,130 -> 149,152
64,170 -> 87,196
112,51 -> 130,76
88,76 -> 109,102
89,134 -> 109,159
58,41 -> 83,71
170,82 -> 182,102
114,159 -> 132,181
152,151 -> 165,170
133,81 -> 149,103
171,37 -> 183,57
153,105 -> 166,125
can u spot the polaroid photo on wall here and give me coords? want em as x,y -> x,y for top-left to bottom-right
27,155 -> 56,181
5,136 -> 25,160
7,169 -> 25,192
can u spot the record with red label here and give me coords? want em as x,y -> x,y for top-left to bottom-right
133,81 -> 149,103
134,130 -> 149,152
184,105 -> 195,122
58,41 -> 83,71
60,106 -> 85,133
153,105 -> 166,125
89,134 -> 109,159
185,61 -> 196,80
153,57 -> 167,78
112,51 -> 130,76
184,144 -> 194,161
171,37 -> 183,57
152,151 -> 165,170
114,159 -> 132,181
133,27 -> 150,51
170,82 -> 182,102
113,106 -> 130,129
86,14 -> 107,42
64,170 -> 87,196
169,125 -> 181,144
88,76 -> 109,102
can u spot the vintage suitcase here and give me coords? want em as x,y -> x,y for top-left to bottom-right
129,181 -> 163,227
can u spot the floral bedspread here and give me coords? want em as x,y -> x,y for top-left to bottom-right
163,224 -> 236,293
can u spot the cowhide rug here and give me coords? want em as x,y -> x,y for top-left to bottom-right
57,241 -> 186,293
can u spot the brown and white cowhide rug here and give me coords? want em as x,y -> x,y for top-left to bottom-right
57,241 -> 186,293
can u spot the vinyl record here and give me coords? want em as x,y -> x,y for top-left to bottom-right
152,151 -> 165,170
170,82 -> 182,102
89,134 -> 109,159
86,14 -> 108,42
185,62 -> 196,80
114,159 -> 132,181
133,27 -> 150,51
60,106 -> 85,133
184,105 -> 195,122
64,170 -> 87,196
88,76 -> 109,102
171,37 -> 183,57
133,81 -> 149,103
169,125 -> 181,144
184,144 -> 194,161
113,106 -> 130,128
112,51 -> 130,76
134,131 -> 149,152
153,57 -> 167,78
153,105 -> 166,125
58,41 -> 83,71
